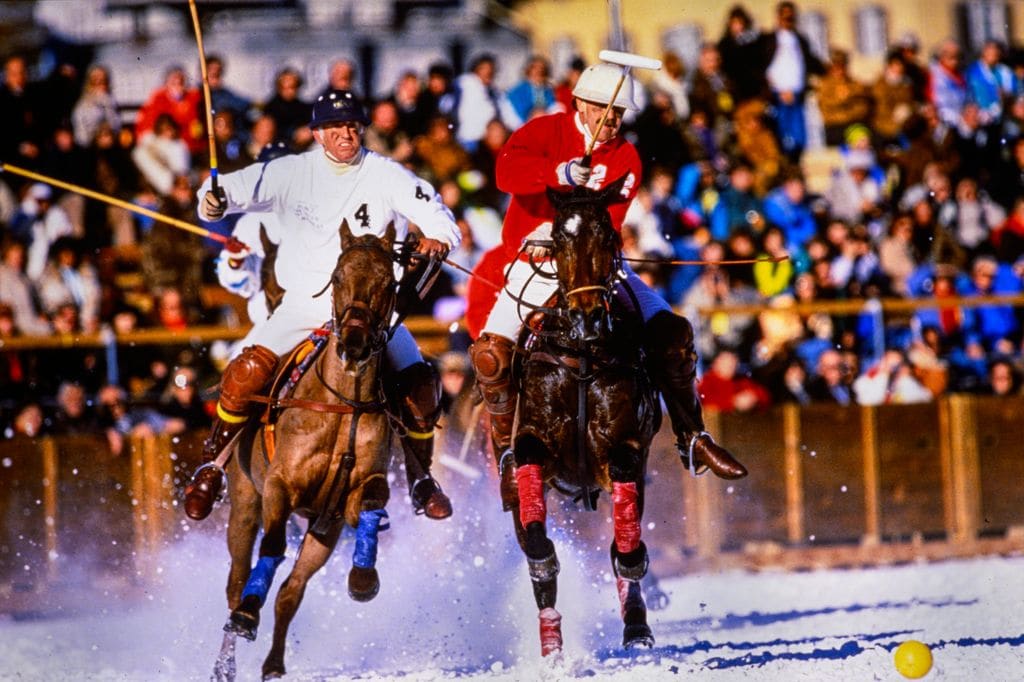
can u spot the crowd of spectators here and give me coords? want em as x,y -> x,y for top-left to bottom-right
3,1 -> 1024,445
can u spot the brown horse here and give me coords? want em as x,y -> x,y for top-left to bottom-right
507,178 -> 662,656
212,220 -> 398,681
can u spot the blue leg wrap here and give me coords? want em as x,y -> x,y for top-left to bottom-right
352,509 -> 390,569
241,555 -> 285,606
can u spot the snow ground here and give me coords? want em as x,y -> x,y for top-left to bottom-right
2,483 -> 1023,681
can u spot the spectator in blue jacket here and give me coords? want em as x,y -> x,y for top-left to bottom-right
965,40 -> 1017,125
763,172 -> 817,254
504,55 -> 556,128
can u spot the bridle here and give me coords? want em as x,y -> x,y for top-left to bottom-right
330,241 -> 398,359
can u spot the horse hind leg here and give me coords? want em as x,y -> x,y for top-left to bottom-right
262,525 -> 342,680
514,439 -> 562,656
610,476 -> 655,649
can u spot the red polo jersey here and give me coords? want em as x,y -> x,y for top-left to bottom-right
465,111 -> 640,339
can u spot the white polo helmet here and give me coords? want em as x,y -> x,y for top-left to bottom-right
572,63 -> 639,111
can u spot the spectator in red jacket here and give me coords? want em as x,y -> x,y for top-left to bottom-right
698,349 -> 772,413
134,65 -> 205,156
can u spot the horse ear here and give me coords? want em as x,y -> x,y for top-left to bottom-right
339,219 -> 354,250
596,173 -> 629,205
546,186 -> 569,211
382,221 -> 396,250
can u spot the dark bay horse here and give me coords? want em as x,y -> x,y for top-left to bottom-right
508,178 -> 662,656
213,221 -> 398,681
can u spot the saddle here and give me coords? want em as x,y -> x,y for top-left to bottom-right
249,326 -> 333,464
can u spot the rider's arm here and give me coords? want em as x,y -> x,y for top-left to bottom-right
386,163 -> 462,249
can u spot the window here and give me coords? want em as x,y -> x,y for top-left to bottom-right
958,1 -> 1009,54
854,6 -> 889,57
661,24 -> 703,73
798,11 -> 830,63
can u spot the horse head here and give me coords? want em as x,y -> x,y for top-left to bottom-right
545,176 -> 626,342
332,219 -> 397,372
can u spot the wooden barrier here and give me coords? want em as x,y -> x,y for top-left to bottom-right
3,396 -> 1024,614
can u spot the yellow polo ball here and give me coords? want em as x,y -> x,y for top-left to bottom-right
893,640 -> 933,679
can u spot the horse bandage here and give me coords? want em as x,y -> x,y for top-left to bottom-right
516,464 -> 546,527
612,481 -> 641,553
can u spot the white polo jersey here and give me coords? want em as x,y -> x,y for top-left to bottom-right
197,146 -> 461,359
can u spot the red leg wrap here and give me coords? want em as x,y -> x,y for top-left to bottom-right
538,607 -> 563,657
612,481 -> 641,554
517,464 -> 546,527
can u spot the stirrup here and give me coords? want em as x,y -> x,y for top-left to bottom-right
193,461 -> 229,501
683,432 -> 712,478
498,447 -> 515,474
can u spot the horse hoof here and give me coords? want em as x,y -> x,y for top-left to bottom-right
225,596 -> 261,641
623,623 -> 655,649
348,566 -> 380,602
261,665 -> 285,680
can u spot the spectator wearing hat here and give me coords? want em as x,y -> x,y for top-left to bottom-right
11,183 -> 76,282
817,48 -> 873,147
263,67 -> 313,151
135,65 -> 205,156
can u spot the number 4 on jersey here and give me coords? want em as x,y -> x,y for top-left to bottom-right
354,203 -> 370,227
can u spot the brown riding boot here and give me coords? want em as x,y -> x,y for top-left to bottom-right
391,361 -> 452,520
469,333 -> 519,510
184,344 -> 278,520
643,311 -> 747,480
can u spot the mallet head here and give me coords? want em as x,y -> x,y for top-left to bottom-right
598,49 -> 663,71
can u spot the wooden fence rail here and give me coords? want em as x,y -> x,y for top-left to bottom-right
2,395 -> 1023,615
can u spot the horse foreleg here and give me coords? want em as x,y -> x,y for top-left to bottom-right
262,525 -> 341,680
610,475 -> 654,649
225,463 -> 262,610
514,452 -> 562,656
348,474 -> 391,602
227,482 -> 290,642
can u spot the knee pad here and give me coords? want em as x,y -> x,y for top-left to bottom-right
220,345 -> 278,413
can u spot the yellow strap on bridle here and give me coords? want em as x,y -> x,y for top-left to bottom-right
216,403 -> 249,424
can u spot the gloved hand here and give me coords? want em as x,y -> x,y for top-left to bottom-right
223,236 -> 251,268
556,157 -> 591,187
415,237 -> 450,259
215,250 -> 260,298
202,187 -> 227,220
523,221 -> 552,259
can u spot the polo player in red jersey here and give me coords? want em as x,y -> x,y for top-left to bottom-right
465,61 -> 748,507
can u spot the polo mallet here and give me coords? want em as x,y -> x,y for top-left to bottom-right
580,49 -> 662,166
0,162 -> 229,244
188,0 -> 221,197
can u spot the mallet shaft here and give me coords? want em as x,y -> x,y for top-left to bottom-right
0,162 -> 227,243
